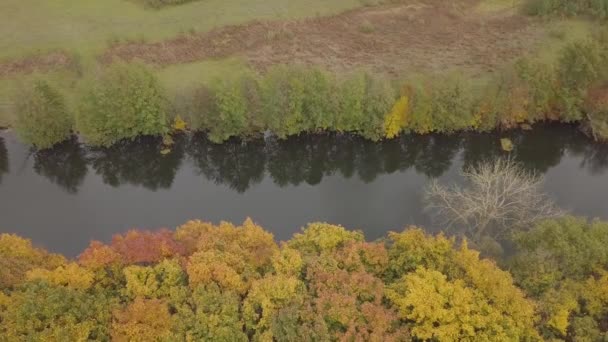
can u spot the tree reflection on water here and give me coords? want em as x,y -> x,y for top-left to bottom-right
11,124 -> 608,194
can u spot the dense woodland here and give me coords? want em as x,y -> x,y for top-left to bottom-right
1,216 -> 607,341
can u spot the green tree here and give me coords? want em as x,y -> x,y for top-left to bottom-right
207,77 -> 250,143
14,80 -> 72,149
77,62 -> 168,147
0,282 -> 114,340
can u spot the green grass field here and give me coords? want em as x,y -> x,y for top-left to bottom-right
0,0 -> 370,60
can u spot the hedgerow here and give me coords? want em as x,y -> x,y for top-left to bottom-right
12,30 -> 608,147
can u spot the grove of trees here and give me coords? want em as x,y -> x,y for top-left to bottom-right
2,216 -> 608,341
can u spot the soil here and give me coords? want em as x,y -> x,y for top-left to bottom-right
0,52 -> 73,78
1,0 -> 544,77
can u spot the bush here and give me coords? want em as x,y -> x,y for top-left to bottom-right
515,58 -> 558,121
76,62 -> 168,147
207,77 -> 251,143
260,66 -> 310,138
14,80 -> 72,149
556,40 -> 608,122
335,72 -> 367,133
334,71 -> 394,139
136,0 -> 198,9
408,76 -> 474,133
360,74 -> 395,140
525,0 -> 608,19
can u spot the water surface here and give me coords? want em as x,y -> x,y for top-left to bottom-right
1,124 -> 607,257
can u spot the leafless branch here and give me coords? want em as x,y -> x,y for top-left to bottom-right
424,159 -> 565,239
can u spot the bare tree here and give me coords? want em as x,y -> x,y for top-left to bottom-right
424,159 -> 564,239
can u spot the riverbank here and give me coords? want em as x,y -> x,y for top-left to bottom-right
3,0 -> 607,148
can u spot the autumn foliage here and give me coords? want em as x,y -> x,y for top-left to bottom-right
1,217 -> 608,340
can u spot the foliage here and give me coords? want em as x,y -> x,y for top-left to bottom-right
386,235 -> 538,341
14,32 -> 608,147
27,262 -> 95,290
14,80 -> 72,149
0,233 -> 66,288
206,77 -> 251,143
0,282 -> 115,341
123,259 -> 186,299
76,62 -> 168,147
6,217 -> 608,340
510,216 -> 608,295
111,297 -> 173,341
136,0 -> 198,9
408,75 -> 474,134
384,95 -> 409,139
510,216 -> 608,340
107,229 -> 185,264
524,0 -> 608,19
287,222 -> 364,256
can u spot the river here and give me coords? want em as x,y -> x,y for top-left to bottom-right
1,124 -> 607,257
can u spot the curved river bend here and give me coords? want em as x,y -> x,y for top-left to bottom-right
1,124 -> 607,257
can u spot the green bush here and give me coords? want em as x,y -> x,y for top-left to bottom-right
260,66 -> 310,139
298,68 -> 336,132
525,0 -> 608,19
409,76 -> 473,133
208,77 -> 250,143
189,75 -> 262,143
76,63 -> 169,147
515,58 -> 558,121
14,80 -> 72,149
359,73 -> 395,140
556,40 -> 607,122
136,0 -> 198,9
335,73 -> 367,133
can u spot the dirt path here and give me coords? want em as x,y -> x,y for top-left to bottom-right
1,0 -> 543,77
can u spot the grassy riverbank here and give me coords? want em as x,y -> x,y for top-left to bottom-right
1,0 -> 607,146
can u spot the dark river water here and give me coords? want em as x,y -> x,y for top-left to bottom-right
1,124 -> 608,257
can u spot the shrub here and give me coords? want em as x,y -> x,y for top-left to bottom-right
409,76 -> 474,133
525,0 -> 608,19
260,66 -> 306,138
558,40 -> 606,92
136,0 -> 198,9
515,58 -> 558,121
207,77 -> 250,143
14,80 -> 72,149
336,72 -> 367,133
360,74 -> 396,140
556,39 -> 608,122
76,62 -> 168,147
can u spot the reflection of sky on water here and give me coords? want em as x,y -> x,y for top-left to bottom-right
1,124 -> 607,257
